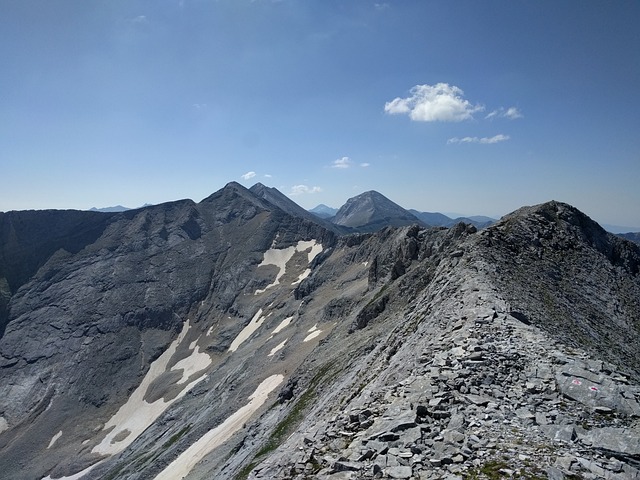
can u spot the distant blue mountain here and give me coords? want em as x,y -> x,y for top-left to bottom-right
89,204 -> 153,213
408,210 -> 495,229
308,204 -> 338,219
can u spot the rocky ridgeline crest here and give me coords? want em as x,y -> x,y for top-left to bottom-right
0,186 -> 639,480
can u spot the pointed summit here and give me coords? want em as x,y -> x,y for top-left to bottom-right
249,183 -> 346,234
331,190 -> 427,233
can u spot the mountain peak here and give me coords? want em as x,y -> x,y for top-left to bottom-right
332,190 -> 426,232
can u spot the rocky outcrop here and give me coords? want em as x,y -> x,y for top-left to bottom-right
475,200 -> 640,378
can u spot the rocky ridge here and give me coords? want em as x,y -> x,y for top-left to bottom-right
252,274 -> 640,479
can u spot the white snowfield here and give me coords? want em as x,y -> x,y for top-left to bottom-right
255,240 -> 322,294
228,309 -> 266,352
0,416 -> 8,434
303,324 -> 322,342
271,316 -> 293,335
47,430 -> 63,449
41,461 -> 105,480
268,338 -> 288,357
153,374 -> 284,480
92,319 -> 211,457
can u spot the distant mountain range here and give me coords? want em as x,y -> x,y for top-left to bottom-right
89,204 -> 153,213
308,192 -> 496,232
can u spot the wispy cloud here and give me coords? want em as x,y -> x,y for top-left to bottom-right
330,157 -> 370,169
486,106 -> 523,120
130,15 -> 148,24
332,157 -> 352,169
447,134 -> 510,145
384,83 -> 483,122
264,174 -> 272,178
192,103 -> 207,110
289,185 -> 322,196
241,171 -> 256,180
375,3 -> 390,11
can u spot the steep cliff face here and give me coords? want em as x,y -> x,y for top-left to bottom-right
0,209 -> 117,337
0,194 -> 639,480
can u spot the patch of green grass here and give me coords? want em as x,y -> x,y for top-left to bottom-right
102,463 -> 127,480
464,459 -> 547,480
162,424 -> 191,449
234,362 -> 337,480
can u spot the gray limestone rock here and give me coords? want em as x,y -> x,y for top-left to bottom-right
580,427 -> 640,456
385,465 -> 413,479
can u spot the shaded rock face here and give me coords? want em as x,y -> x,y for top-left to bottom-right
0,209 -> 117,337
0,194 -> 639,480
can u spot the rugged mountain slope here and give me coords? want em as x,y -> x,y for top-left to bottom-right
0,192 -> 639,480
331,191 -> 427,233
0,182 -> 334,480
249,183 -> 345,234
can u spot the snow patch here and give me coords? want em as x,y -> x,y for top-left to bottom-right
153,374 -> 284,480
292,268 -> 311,285
303,324 -> 322,342
47,430 -> 63,449
41,461 -> 105,480
254,246 -> 296,294
0,416 -> 8,434
228,309 -> 266,352
92,319 -> 211,457
171,341 -> 211,385
255,240 -> 322,294
268,339 -> 288,357
271,316 -> 293,335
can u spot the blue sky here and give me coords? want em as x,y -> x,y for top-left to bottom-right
2,1 -> 639,229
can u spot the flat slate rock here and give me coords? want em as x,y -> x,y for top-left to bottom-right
580,427 -> 640,456
385,465 -> 413,479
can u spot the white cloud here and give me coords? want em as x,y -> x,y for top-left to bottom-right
447,134 -> 510,145
330,157 -> 370,169
384,83 -> 483,122
375,3 -> 390,10
192,103 -> 207,110
486,106 -> 523,120
504,107 -> 523,119
289,185 -> 322,196
131,15 -> 148,24
264,174 -> 272,178
332,157 -> 352,169
241,171 -> 256,180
